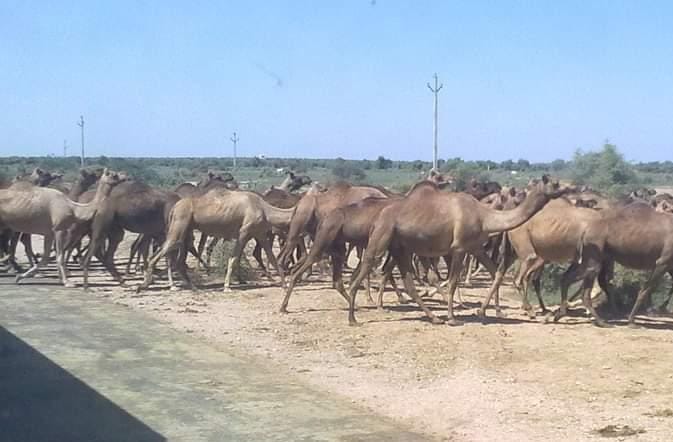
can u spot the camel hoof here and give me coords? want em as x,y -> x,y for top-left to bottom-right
223,287 -> 233,293
627,322 -> 641,329
495,310 -> 507,319
279,307 -> 289,314
446,318 -> 464,327
64,281 -> 77,289
553,310 -> 565,323
543,312 -> 555,324
593,319 -> 612,328
476,308 -> 486,319
169,285 -> 180,292
430,317 -> 445,325
348,320 -> 362,327
14,276 -> 22,284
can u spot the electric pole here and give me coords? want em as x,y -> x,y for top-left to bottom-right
230,132 -> 239,169
63,140 -> 68,157
77,115 -> 85,167
427,73 -> 443,171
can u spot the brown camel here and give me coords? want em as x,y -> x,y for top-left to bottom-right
174,171 -> 238,198
277,182 -> 388,268
569,202 -> 673,327
0,169 -> 124,287
479,197 -> 607,325
278,171 -> 312,192
79,180 -> 182,289
280,196 -> 405,313
139,189 -> 293,292
346,176 -> 569,326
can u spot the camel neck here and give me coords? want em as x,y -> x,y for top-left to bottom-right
482,190 -> 549,234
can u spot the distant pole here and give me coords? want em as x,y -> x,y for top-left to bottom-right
77,115 -> 85,167
63,139 -> 68,157
427,73 -> 443,171
230,132 -> 239,169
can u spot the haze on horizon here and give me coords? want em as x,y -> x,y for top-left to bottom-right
1,1 -> 672,163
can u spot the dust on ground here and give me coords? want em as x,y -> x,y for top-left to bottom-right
8,233 -> 673,441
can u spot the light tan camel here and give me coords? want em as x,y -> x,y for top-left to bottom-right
479,198 -> 607,324
346,176 -> 569,326
0,169 -> 124,287
139,189 -> 293,292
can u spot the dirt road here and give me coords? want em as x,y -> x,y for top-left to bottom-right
0,282 -> 425,441
4,233 -> 673,441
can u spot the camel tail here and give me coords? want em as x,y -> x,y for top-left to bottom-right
576,230 -> 586,265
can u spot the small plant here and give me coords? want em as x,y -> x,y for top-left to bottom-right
211,240 -> 258,283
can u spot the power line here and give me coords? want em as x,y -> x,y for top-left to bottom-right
230,132 -> 239,169
77,115 -> 85,168
427,73 -> 443,171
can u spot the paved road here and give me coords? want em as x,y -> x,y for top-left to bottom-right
0,281 -> 427,441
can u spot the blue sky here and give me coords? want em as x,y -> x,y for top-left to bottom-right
1,1 -> 672,161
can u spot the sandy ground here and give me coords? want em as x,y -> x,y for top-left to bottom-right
6,233 -> 673,441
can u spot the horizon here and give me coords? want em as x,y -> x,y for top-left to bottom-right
2,2 -> 672,162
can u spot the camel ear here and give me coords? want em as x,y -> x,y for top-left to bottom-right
509,187 -> 516,196
541,174 -> 550,184
208,171 -> 215,179
103,167 -> 109,176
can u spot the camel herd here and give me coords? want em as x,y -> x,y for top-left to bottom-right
2,166 -> 673,329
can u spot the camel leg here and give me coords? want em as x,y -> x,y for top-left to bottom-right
54,230 -> 74,288
206,237 -> 220,270
330,246 -> 350,304
522,259 -> 546,316
376,256 -> 405,309
194,233 -> 208,271
16,234 -> 53,283
258,234 -> 285,288
529,266 -> 549,314
126,234 -> 143,274
18,233 -> 38,267
394,251 -> 443,324
442,251 -> 466,326
103,227 -> 125,285
223,228 -> 252,292
479,248 -> 515,319
252,240 -> 272,279
627,264 -> 669,326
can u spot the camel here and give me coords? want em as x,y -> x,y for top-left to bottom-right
0,168 -> 83,271
197,187 -> 306,273
79,180 -> 181,289
277,182 -> 388,268
0,169 -> 124,287
478,198 -> 606,324
139,188 -> 293,292
570,202 -> 673,326
278,171 -> 312,192
280,196 -> 405,313
174,171 -> 238,198
346,175 -> 570,326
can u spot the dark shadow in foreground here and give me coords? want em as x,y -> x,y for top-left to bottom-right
0,326 -> 165,442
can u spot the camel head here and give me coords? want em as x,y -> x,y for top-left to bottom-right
427,169 -> 454,189
98,168 -> 126,189
529,175 -> 574,199
28,168 -> 63,187
77,168 -> 100,189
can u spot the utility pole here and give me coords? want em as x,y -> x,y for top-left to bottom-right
427,73 -> 443,171
63,139 -> 68,157
230,132 -> 239,169
77,115 -> 85,167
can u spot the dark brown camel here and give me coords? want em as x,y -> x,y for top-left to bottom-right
346,176 -> 569,326
277,182 -> 388,268
280,196 -> 405,313
79,180 -> 181,289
